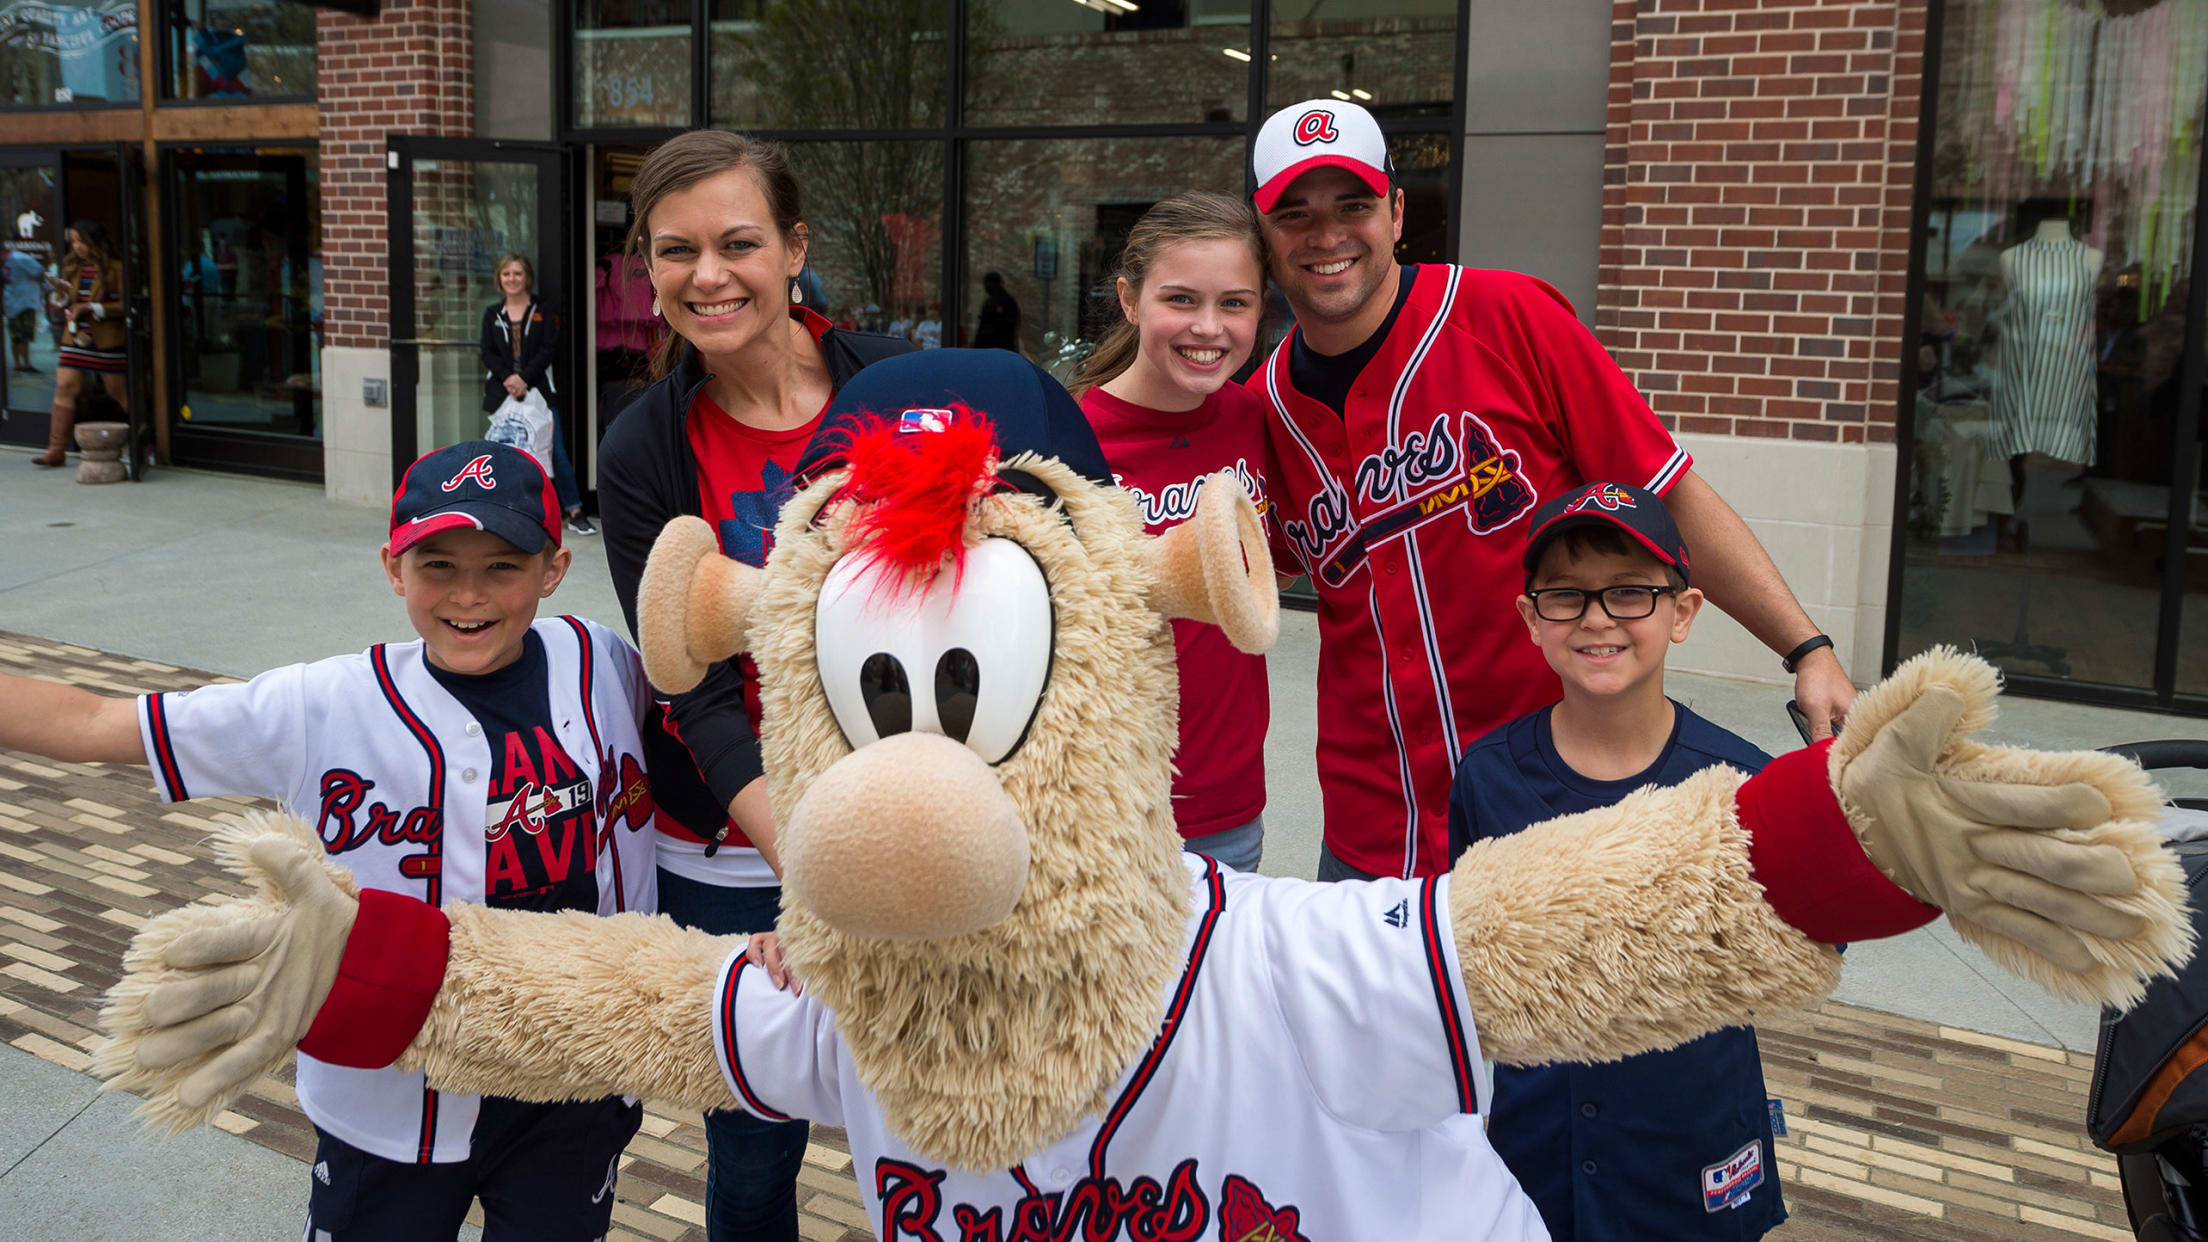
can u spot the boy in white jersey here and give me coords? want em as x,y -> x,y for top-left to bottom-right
0,440 -> 659,1242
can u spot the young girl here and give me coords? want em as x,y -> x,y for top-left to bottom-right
34,221 -> 128,467
1070,191 -> 1274,872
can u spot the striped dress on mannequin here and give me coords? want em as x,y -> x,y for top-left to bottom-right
1991,237 -> 2098,466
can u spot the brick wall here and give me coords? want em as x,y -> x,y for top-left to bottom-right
1597,0 -> 1928,445
317,0 -> 475,349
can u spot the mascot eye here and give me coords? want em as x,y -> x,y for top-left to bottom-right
815,538 -> 1054,764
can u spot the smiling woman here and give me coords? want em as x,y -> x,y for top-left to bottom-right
589,128 -> 914,1242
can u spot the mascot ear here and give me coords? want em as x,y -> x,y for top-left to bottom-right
638,516 -> 762,693
1141,472 -> 1280,655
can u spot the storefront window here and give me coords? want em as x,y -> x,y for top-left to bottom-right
962,135 -> 1243,380
170,148 -> 322,439
166,0 -> 314,100
476,0 -> 553,139
1899,0 -> 2206,694
573,0 -> 691,129
710,0 -> 945,130
0,0 -> 139,107
0,161 -> 60,425
785,140 -> 942,344
1266,0 -> 1452,120
964,0 -> 1250,127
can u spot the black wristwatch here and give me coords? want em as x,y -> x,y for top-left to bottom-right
1782,634 -> 1834,674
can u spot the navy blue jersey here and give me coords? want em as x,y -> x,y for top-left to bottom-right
1449,701 -> 1783,1242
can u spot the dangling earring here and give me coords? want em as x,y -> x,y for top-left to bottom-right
651,296 -> 661,317
789,278 -> 802,305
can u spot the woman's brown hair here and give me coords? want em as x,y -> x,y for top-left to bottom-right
625,130 -> 806,381
1068,191 -> 1265,398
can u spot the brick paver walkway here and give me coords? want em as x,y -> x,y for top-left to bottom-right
0,632 -> 2129,1240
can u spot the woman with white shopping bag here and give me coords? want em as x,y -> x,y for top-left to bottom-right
481,252 -> 593,534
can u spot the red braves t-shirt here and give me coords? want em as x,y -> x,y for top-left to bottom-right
1080,383 -> 1272,840
673,391 -> 827,850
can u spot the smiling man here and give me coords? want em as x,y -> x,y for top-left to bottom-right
1248,99 -> 1858,883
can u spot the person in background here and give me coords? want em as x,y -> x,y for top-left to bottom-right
35,221 -> 127,468
912,302 -> 942,349
1068,191 -> 1274,872
594,129 -> 913,1242
3,245 -> 42,374
975,270 -> 1021,351
481,252 -> 593,535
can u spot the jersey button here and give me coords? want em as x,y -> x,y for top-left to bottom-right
1582,1160 -> 1598,1176
1386,561 -> 1400,575
462,768 -> 478,783
465,722 -> 482,737
1580,1102 -> 1599,1119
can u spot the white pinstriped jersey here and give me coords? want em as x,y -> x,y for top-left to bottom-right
1258,265 -> 1690,879
136,615 -> 659,1163
709,856 -> 1543,1241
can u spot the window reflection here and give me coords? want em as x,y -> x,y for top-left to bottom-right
167,0 -> 314,100
1266,0 -> 1453,119
963,0 -> 1251,127
1,0 -> 139,106
573,0 -> 691,128
171,148 -> 321,439
1900,0 -> 2206,693
962,136 -> 1243,381
710,0 -> 945,130
783,141 -> 943,345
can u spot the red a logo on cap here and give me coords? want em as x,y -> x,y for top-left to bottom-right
442,455 -> 497,492
1294,109 -> 1339,145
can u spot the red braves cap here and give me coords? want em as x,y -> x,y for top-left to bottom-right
1252,99 -> 1393,214
388,440 -> 561,558
1522,481 -> 1691,586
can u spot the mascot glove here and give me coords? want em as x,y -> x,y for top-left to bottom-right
96,814 -> 444,1132
87,302 -> 104,321
1831,650 -> 2190,1007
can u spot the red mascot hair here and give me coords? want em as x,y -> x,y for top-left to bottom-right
828,409 -> 1000,596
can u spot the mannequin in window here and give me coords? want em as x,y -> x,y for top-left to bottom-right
1991,207 -> 2102,504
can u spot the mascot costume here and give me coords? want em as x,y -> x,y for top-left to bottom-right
95,351 -> 2190,1240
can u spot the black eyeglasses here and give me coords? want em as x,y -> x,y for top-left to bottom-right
1526,585 -> 1680,622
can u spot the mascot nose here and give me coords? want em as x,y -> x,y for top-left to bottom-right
781,733 -> 1029,941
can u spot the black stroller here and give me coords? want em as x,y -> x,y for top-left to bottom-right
2086,741 -> 2208,1241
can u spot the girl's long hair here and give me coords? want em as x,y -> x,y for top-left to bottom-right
625,131 -> 804,381
1069,191 -> 1265,398
68,219 -> 115,273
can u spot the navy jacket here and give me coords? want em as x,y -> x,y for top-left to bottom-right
596,320 -> 912,840
1449,702 -> 1785,1242
481,300 -> 560,413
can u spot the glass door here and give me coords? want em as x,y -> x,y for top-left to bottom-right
388,137 -> 568,489
1896,0 -> 2208,711
0,151 -> 63,451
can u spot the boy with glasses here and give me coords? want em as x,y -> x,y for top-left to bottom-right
1447,480 -> 1786,1241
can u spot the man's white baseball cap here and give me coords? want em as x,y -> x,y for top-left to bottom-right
1252,99 -> 1392,213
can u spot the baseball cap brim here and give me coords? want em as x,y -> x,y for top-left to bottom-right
1522,511 -> 1685,580
389,502 -> 553,558
1253,155 -> 1392,214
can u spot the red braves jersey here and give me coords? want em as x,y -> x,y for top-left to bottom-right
1079,384 -> 1272,840
1257,266 -> 1690,878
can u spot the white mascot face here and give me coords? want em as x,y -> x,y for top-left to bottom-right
813,537 -> 1055,766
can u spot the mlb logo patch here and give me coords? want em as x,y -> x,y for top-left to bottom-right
1701,1140 -> 1763,1212
899,408 -> 953,434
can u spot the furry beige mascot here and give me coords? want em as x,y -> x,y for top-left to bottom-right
98,352 -> 2187,1240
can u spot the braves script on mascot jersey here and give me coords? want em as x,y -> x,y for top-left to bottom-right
710,858 -> 1545,1241
134,616 -> 659,1163
1258,265 -> 1691,879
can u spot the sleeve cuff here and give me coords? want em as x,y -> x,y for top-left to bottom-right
1738,740 -> 1941,944
298,889 -> 451,1068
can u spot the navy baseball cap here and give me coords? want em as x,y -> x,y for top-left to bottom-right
1522,481 -> 1690,586
388,440 -> 561,557
794,349 -> 1114,490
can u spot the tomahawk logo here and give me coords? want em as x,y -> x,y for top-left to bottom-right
15,210 -> 40,241
441,455 -> 497,492
1293,109 -> 1338,145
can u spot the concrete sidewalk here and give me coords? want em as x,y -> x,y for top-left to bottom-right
1,450 -> 2203,1239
